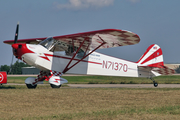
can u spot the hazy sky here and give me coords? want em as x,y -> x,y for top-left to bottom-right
0,0 -> 180,66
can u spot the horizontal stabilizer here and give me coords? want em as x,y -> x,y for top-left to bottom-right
151,66 -> 175,75
138,66 -> 175,76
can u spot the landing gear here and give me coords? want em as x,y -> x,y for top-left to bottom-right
26,84 -> 37,89
25,71 -> 67,89
153,82 -> 158,87
25,77 -> 38,89
50,84 -> 61,88
150,78 -> 158,87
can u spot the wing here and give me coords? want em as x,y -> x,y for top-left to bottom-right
53,29 -> 140,51
4,29 -> 140,51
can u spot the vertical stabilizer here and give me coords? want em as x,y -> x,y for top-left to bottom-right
137,44 -> 164,68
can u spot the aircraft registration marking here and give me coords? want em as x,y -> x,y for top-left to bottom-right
102,60 -> 128,72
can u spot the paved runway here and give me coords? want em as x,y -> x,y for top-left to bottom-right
67,84 -> 180,88
3,83 -> 180,88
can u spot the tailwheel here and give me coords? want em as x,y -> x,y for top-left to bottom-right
153,82 -> 158,87
26,84 -> 37,89
50,84 -> 61,88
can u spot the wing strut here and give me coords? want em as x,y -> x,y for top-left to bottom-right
62,36 -> 106,73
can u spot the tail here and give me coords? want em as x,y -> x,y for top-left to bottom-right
137,44 -> 164,67
137,44 -> 175,76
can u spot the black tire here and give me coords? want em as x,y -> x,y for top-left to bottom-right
154,82 -> 158,87
50,84 -> 61,88
26,84 -> 37,89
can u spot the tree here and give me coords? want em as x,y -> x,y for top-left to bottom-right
0,61 -> 31,74
0,65 -> 10,73
11,61 -> 31,74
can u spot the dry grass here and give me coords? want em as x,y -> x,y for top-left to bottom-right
1,87 -> 180,120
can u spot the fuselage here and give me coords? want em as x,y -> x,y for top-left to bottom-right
16,44 -> 139,77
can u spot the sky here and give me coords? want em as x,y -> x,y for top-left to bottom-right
0,0 -> 180,66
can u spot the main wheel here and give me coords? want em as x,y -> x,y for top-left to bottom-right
50,84 -> 61,88
153,82 -> 158,87
26,84 -> 37,89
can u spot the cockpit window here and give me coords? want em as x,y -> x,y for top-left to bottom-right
39,37 -> 57,50
39,37 -> 86,59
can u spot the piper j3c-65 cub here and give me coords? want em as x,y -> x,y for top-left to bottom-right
4,23 -> 175,89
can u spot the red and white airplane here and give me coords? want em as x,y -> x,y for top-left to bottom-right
4,23 -> 175,88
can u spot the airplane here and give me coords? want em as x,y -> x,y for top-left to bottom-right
3,23 -> 175,88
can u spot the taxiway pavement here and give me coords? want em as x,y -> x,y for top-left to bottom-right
67,84 -> 180,88
3,83 -> 180,88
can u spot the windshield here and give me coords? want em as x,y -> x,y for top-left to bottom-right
39,37 -> 86,59
39,37 -> 57,50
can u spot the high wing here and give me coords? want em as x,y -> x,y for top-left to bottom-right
4,29 -> 140,51
53,29 -> 140,51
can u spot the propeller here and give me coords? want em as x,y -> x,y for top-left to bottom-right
14,22 -> 19,43
9,22 -> 19,74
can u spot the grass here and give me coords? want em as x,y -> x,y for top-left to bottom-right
1,75 -> 180,119
6,75 -> 180,84
1,87 -> 180,120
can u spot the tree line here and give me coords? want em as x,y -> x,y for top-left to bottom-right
0,61 -> 30,74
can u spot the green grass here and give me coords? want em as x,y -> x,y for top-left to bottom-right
1,88 -> 180,120
41,105 -> 180,120
2,75 -> 180,120
0,75 -> 180,120
6,75 -> 180,84
29,105 -> 180,119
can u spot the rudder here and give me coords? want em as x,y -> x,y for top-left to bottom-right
137,44 -> 164,68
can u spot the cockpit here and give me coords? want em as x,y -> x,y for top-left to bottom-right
39,37 -> 86,59
39,37 -> 57,50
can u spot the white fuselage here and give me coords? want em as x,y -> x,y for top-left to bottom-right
22,44 -> 142,77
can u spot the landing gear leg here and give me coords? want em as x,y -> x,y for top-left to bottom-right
150,78 -> 158,87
